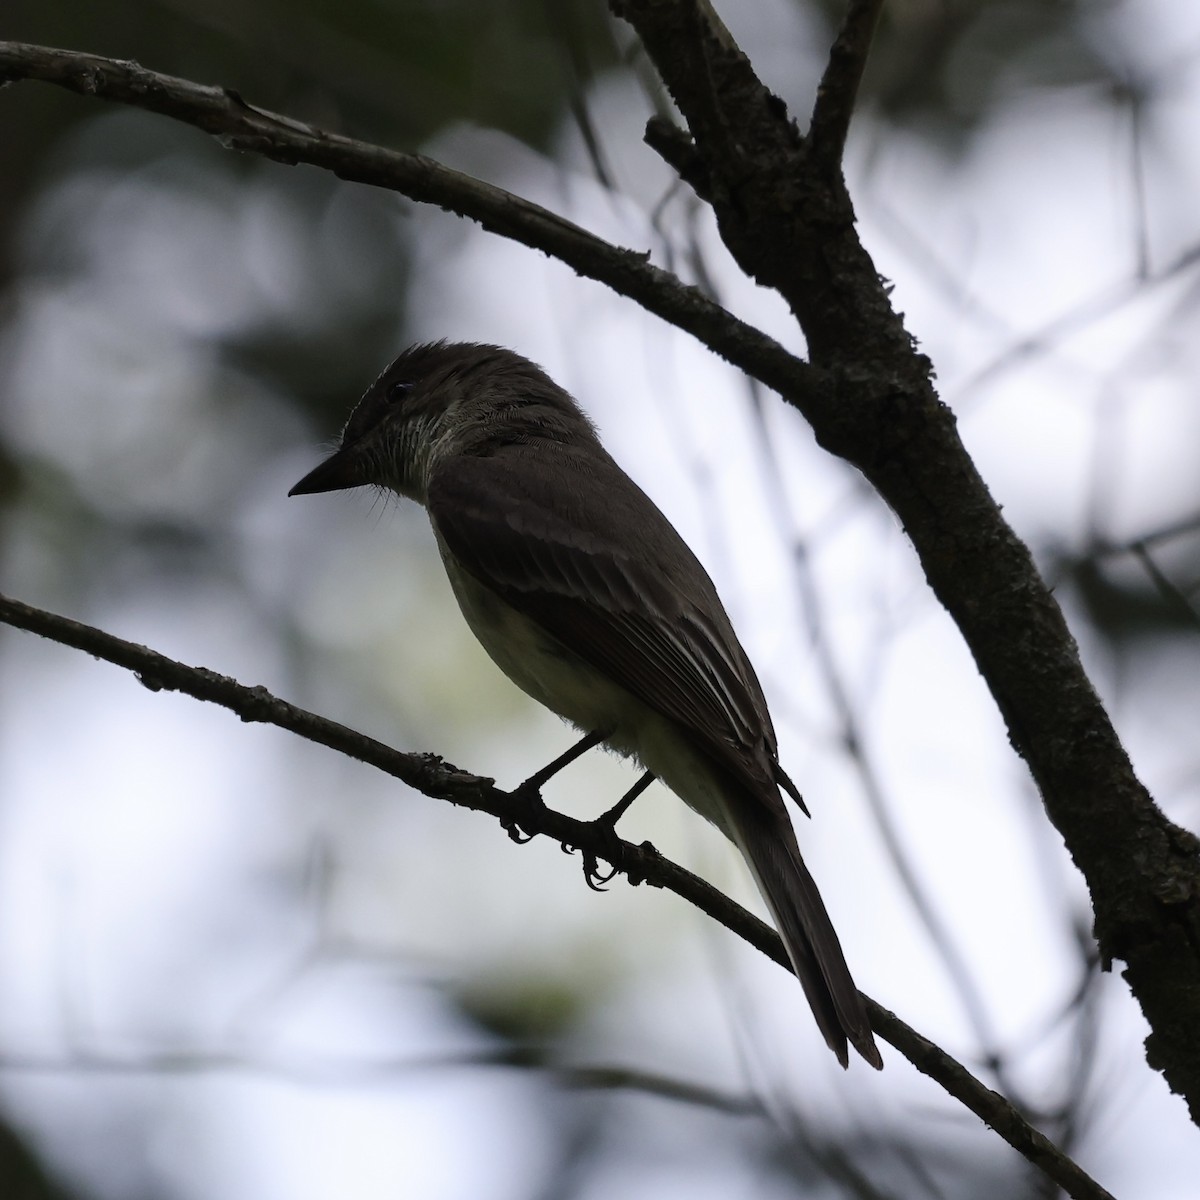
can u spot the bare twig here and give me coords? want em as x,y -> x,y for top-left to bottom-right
0,40 -> 823,417
0,592 -> 1117,1200
956,241 -> 1200,406
1130,544 -> 1200,631
0,1042 -> 763,1114
809,0 -> 886,172
743,378 -> 1040,1116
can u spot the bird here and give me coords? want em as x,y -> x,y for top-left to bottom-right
290,340 -> 881,1069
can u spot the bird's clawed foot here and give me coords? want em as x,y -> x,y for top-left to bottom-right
512,747 -> 655,892
564,772 -> 655,892
501,817 -> 536,844
563,841 -> 620,891
507,731 -> 610,845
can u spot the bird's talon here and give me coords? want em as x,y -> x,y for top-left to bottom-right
502,819 -> 534,844
581,851 -> 618,891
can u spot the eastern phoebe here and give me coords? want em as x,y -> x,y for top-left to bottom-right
290,341 -> 881,1069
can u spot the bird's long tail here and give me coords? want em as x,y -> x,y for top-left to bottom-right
729,807 -> 882,1070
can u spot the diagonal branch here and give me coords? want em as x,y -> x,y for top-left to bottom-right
0,592 -> 1116,1200
808,0 -> 886,172
610,0 -> 1200,1123
0,39 -> 822,417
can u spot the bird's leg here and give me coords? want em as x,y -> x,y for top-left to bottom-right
518,728 -> 608,794
578,771 -> 655,891
504,729 -> 609,845
596,771 -> 655,831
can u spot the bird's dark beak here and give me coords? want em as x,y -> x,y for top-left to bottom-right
288,445 -> 368,496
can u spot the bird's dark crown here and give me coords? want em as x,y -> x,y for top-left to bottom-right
327,341 -> 597,501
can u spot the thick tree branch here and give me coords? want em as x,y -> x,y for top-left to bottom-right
610,0 -> 906,368
0,592 -> 1114,1200
610,0 -> 1200,1121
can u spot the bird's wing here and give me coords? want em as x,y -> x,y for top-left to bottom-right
426,448 -> 783,800
429,451 -> 881,1069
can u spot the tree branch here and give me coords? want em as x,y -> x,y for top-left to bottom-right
808,0 -> 885,172
0,593 -> 1115,1200
0,39 -> 823,415
0,1042 -> 764,1116
610,0 -> 1200,1122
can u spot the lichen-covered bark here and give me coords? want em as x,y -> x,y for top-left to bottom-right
612,0 -> 1200,1120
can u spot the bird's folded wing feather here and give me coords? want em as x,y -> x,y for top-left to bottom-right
427,449 -> 783,801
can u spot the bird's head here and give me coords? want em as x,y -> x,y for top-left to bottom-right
289,341 -> 592,505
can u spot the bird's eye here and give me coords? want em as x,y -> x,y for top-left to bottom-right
387,380 -> 413,403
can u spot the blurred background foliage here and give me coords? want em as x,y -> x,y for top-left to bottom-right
1,1 -> 1199,1198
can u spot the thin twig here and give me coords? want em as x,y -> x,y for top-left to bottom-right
955,240 -> 1200,406
809,0 -> 886,172
742,378 -> 1040,1116
0,593 -> 1116,1200
0,1042 -> 763,1114
1130,544 -> 1200,631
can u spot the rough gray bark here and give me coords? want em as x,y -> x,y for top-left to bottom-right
611,0 -> 1200,1119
